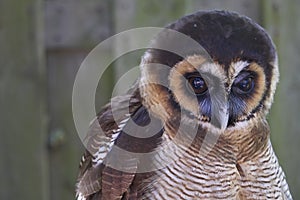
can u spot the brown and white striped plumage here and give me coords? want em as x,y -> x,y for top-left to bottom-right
76,10 -> 293,199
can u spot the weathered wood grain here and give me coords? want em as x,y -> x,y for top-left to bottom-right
0,0 -> 49,199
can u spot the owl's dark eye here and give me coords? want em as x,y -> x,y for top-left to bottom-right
234,76 -> 255,94
188,76 -> 208,95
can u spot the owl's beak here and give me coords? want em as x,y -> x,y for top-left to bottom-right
210,101 -> 229,131
200,71 -> 229,131
208,85 -> 229,131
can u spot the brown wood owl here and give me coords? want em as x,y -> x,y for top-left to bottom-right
75,10 -> 293,200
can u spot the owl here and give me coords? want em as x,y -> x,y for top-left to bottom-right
76,10 -> 293,200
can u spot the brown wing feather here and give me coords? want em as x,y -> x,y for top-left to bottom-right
76,85 -> 142,200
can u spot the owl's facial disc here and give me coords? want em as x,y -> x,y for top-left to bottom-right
169,55 -> 229,130
169,56 -> 267,129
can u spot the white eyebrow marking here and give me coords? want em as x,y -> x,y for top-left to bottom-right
232,60 -> 249,77
228,60 -> 249,87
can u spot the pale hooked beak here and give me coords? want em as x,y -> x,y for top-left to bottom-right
210,99 -> 229,131
202,72 -> 229,131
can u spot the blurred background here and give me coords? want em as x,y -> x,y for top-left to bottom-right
1,0 -> 299,199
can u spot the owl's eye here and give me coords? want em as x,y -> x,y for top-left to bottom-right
188,76 -> 208,95
234,76 -> 255,94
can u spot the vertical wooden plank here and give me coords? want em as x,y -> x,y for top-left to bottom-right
185,0 -> 260,21
45,0 -> 113,199
46,50 -> 113,200
0,0 -> 49,199
262,0 -> 300,198
47,50 -> 87,200
45,0 -> 112,49
113,0 -> 186,32
113,0 -> 186,95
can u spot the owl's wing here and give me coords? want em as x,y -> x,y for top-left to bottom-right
75,87 -> 162,200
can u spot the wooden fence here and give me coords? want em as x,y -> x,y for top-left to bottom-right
1,0 -> 299,199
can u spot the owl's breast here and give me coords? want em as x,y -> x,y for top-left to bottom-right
141,149 -> 240,199
133,124 -> 287,200
134,130 -> 240,199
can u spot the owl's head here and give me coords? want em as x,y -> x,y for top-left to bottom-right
139,10 -> 278,131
